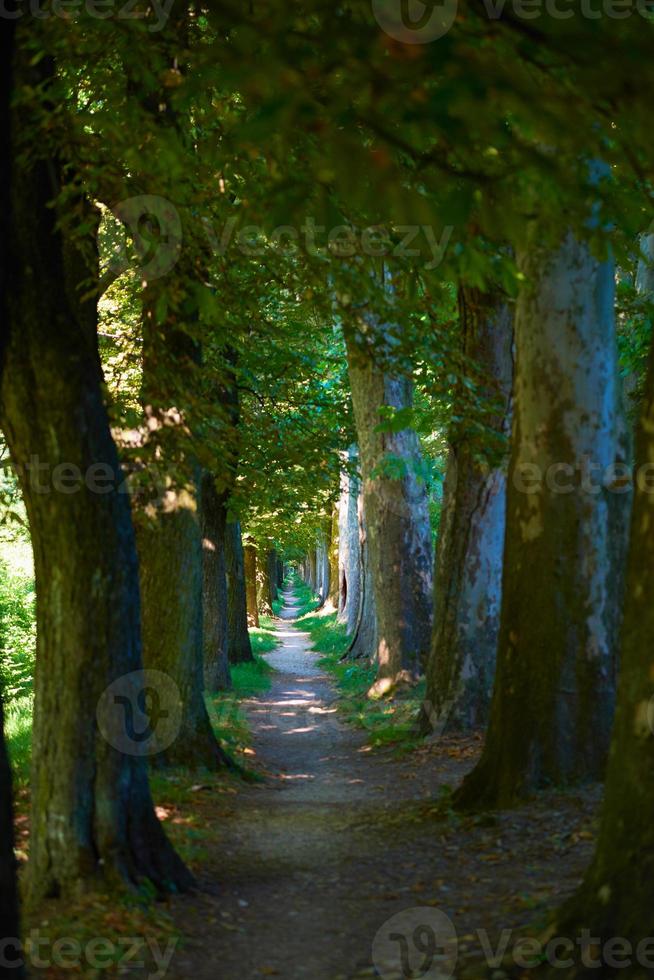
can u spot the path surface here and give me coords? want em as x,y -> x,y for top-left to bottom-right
166,590 -> 600,980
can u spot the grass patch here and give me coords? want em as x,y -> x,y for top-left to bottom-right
297,609 -> 424,754
5,695 -> 32,785
288,576 -> 320,617
251,615 -> 279,656
205,654 -> 274,760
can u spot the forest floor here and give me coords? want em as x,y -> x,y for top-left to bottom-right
161,589 -> 602,980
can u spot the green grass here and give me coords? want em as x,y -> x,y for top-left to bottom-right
296,609 -> 425,753
249,625 -> 279,656
5,695 -> 32,785
287,576 -> 321,617
205,654 -> 275,757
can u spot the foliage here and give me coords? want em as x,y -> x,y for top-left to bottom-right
0,553 -> 36,702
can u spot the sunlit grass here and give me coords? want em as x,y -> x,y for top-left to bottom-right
297,609 -> 424,754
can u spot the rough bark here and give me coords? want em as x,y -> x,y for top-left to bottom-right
328,504 -> 340,608
338,455 -> 362,634
346,494 -> 379,662
345,324 -> 433,687
200,473 -> 231,691
420,289 -> 513,735
457,231 -> 629,809
0,51 -> 191,899
225,521 -> 254,664
547,332 -> 654,971
136,480 -> 230,767
257,549 -> 274,615
244,543 -> 259,627
307,550 -> 317,593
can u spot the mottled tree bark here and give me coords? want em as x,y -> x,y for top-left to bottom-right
548,331 -> 654,970
0,51 -> 191,899
226,521 -> 254,664
345,324 -> 433,687
421,289 -> 513,735
328,504 -> 340,608
200,474 -> 231,691
244,543 -> 259,627
338,456 -> 362,634
307,550 -> 317,593
457,232 -> 628,809
346,495 -> 379,662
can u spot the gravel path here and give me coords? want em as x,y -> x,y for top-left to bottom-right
165,590 -> 600,980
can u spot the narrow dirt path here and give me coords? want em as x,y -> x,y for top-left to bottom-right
167,590 -> 600,980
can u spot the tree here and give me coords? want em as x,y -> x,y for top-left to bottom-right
420,287 -> 513,735
225,521 -> 254,664
244,542 -> 260,628
456,229 -> 629,809
0,41 -> 191,900
344,307 -> 433,690
200,473 -> 231,690
546,323 -> 654,975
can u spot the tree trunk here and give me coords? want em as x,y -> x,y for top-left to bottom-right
328,504 -> 340,608
244,543 -> 260,627
345,325 -> 433,688
346,494 -> 379,661
456,231 -> 629,809
268,548 -> 279,603
420,288 -> 513,735
338,455 -> 362,634
226,521 -> 254,664
549,330 -> 654,969
200,473 -> 231,691
308,550 -> 317,592
257,549 -> 273,615
0,61 -> 191,898
136,479 -> 230,767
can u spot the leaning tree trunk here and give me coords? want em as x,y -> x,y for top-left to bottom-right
345,323 -> 433,688
547,328 -> 654,972
200,473 -> 231,691
244,543 -> 260,627
338,455 -> 362,634
0,68 -> 191,898
420,288 -> 513,735
456,231 -> 629,810
225,521 -> 254,664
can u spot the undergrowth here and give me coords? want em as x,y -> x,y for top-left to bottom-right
296,607 -> 425,754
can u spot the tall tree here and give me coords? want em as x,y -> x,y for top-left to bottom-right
548,319 -> 654,974
0,42 -> 191,900
344,312 -> 433,690
225,521 -> 254,664
457,230 -> 628,809
244,542 -> 260,627
420,287 -> 513,734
